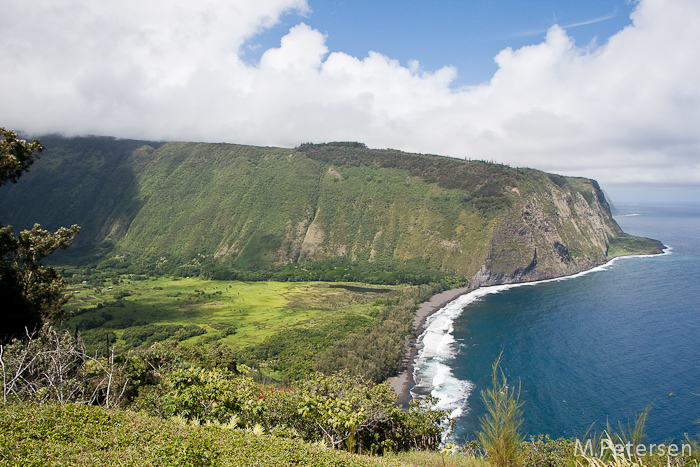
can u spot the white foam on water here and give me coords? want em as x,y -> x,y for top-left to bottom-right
411,287 -> 508,421
410,250 -> 669,425
430,361 -> 473,418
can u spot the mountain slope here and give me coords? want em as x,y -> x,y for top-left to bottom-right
0,136 -> 663,285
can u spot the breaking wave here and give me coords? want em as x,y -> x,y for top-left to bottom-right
409,249 -> 671,425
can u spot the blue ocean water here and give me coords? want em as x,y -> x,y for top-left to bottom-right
412,202 -> 700,443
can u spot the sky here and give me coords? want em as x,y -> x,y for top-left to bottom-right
1,0 -> 699,202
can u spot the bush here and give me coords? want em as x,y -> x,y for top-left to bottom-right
520,435 -> 575,467
135,368 -> 450,455
476,354 -> 524,467
0,327 -> 130,407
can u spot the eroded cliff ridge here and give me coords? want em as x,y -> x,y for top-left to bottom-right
471,174 -> 628,287
0,137 -> 662,283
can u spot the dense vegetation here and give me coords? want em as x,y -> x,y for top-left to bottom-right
0,402 -> 412,467
0,135 -> 661,287
60,274 -> 448,384
0,327 -> 450,458
1,331 -> 696,466
607,234 -> 665,257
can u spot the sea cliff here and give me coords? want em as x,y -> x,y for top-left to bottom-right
0,137 -> 661,284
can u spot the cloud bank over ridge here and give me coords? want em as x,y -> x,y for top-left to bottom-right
1,0 -> 699,192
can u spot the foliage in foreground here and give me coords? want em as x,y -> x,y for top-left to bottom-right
136,366 -> 448,454
0,402 -> 412,467
574,432 -> 698,467
476,354 -> 525,467
2,401 -> 695,467
385,447 -> 489,467
1,328 -> 698,466
0,327 -> 450,455
471,355 -> 699,467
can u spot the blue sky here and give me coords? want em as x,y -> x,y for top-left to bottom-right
1,0 -> 699,202
245,0 -> 636,86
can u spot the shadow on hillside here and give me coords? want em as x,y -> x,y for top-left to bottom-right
0,135 -> 162,264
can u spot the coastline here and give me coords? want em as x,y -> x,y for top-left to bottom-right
388,249 -> 669,407
389,285 -> 471,407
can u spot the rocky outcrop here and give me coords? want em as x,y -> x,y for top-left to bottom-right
469,175 -> 645,287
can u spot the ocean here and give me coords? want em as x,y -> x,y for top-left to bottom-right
411,202 -> 700,443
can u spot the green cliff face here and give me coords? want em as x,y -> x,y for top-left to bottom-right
0,137 -> 662,285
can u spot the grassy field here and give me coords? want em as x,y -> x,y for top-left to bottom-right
607,234 -> 665,257
66,276 -> 402,358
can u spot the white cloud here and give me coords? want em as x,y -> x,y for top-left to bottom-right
1,0 -> 699,191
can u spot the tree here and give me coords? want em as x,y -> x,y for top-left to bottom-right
3,224 -> 81,324
0,127 -> 43,186
1,128 -> 80,339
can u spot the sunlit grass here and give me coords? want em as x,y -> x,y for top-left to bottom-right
384,449 -> 488,467
65,276 -> 402,348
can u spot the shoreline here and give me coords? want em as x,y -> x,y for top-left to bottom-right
388,285 -> 471,407
388,249 -> 669,407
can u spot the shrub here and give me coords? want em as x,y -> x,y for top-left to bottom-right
476,354 -> 524,467
520,435 -> 575,467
